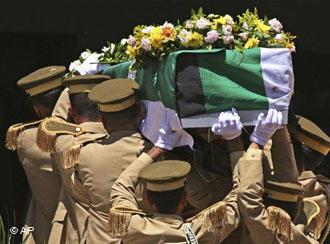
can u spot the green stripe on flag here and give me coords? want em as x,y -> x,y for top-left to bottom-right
197,48 -> 268,114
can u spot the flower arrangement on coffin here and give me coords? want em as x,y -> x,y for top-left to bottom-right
68,8 -> 296,73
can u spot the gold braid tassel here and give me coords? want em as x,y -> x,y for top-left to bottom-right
190,201 -> 227,233
6,120 -> 43,150
6,123 -> 24,150
36,119 -> 58,153
109,208 -> 132,238
266,206 -> 293,242
64,144 -> 82,169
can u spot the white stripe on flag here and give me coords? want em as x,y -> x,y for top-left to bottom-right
260,48 -> 294,111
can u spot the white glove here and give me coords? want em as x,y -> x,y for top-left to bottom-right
75,53 -> 109,75
211,108 -> 243,140
148,112 -> 179,150
250,109 -> 283,146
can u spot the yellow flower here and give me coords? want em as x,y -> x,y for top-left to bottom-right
149,27 -> 163,49
244,37 -> 260,49
285,42 -> 296,52
126,45 -> 137,59
162,26 -> 176,42
214,14 -> 233,27
186,32 -> 204,47
255,19 -> 270,33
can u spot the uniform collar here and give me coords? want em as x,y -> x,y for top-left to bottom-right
152,213 -> 183,228
80,122 -> 107,134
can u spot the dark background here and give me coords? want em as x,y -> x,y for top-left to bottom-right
1,0 -> 329,241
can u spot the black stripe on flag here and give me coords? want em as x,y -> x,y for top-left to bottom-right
175,53 -> 206,118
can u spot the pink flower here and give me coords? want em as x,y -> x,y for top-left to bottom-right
196,17 -> 210,29
127,35 -> 136,46
141,37 -> 151,51
222,25 -> 232,35
275,34 -> 284,41
205,30 -> 219,43
223,35 -> 234,45
268,18 -> 283,32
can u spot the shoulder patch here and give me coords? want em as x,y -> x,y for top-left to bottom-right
109,207 -> 150,238
37,117 -> 84,153
188,201 -> 227,233
64,133 -> 107,169
6,119 -> 44,150
266,206 -> 293,242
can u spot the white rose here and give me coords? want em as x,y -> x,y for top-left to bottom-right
185,20 -> 194,29
178,29 -> 191,44
196,17 -> 210,29
268,18 -> 283,32
222,25 -> 232,35
142,26 -> 155,34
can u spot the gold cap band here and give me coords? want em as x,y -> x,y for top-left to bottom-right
98,95 -> 136,112
264,188 -> 299,202
295,131 -> 330,156
26,77 -> 62,96
147,177 -> 187,192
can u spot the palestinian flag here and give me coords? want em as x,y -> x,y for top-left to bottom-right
103,48 -> 294,128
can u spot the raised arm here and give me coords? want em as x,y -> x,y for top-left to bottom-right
210,108 -> 244,241
110,147 -> 164,209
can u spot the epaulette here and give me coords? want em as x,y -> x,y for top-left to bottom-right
109,207 -> 151,238
6,119 -> 44,151
64,133 -> 107,169
188,201 -> 227,233
295,199 -> 322,240
266,206 -> 293,242
37,117 -> 84,153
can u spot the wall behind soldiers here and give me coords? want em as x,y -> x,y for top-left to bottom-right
0,0 -> 329,242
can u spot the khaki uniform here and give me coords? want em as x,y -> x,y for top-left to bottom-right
299,171 -> 330,241
109,150 -> 243,244
237,148 -> 320,244
13,125 -> 61,243
78,130 -> 152,243
48,122 -> 107,244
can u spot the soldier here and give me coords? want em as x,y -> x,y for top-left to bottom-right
109,108 -> 243,243
38,78 -> 153,243
6,66 -> 66,243
238,109 -> 323,243
37,74 -> 109,243
290,115 -> 330,242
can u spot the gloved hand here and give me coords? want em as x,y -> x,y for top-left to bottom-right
250,109 -> 283,146
153,112 -> 180,150
75,53 -> 110,75
211,108 -> 242,140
